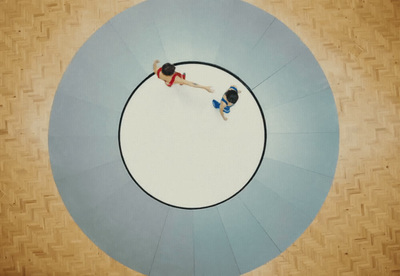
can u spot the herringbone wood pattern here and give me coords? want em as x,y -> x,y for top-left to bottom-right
1,0 -> 399,275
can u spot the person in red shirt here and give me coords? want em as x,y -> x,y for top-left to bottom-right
153,60 -> 213,93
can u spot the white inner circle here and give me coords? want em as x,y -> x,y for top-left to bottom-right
120,64 -> 265,208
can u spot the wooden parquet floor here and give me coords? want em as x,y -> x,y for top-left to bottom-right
1,0 -> 399,275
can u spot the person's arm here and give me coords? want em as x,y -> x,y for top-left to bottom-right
231,85 -> 241,93
177,79 -> 214,93
153,60 -> 160,74
219,101 -> 228,121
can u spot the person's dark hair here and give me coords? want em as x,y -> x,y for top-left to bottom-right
161,63 -> 175,76
225,89 -> 239,104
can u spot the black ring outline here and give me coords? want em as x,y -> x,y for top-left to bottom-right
118,61 -> 267,210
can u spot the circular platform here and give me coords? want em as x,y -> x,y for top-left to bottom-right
120,63 -> 266,209
48,0 -> 339,275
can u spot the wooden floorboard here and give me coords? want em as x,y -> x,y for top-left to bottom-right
1,0 -> 399,275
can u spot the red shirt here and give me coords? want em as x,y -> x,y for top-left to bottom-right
157,67 -> 185,87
